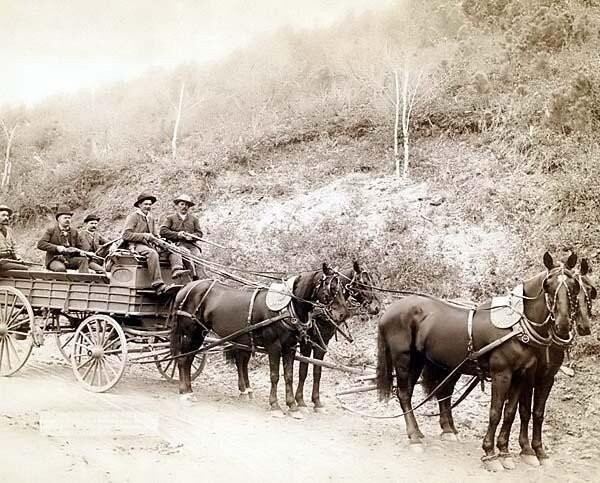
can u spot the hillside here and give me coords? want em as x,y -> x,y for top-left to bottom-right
4,0 -> 599,343
2,0 -> 600,473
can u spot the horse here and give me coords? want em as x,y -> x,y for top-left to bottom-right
376,252 -> 580,470
420,257 -> 595,469
494,257 -> 595,469
294,261 -> 381,411
170,263 -> 350,415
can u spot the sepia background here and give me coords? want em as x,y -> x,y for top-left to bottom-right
1,0 -> 599,481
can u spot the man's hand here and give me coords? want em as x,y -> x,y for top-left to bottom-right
64,247 -> 80,256
56,245 -> 67,254
144,233 -> 158,242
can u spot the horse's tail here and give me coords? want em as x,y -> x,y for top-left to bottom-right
376,323 -> 393,401
169,282 -> 197,357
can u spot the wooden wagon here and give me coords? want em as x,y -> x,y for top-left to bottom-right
0,251 -> 205,392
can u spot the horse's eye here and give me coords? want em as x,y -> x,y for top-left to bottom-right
591,287 -> 598,299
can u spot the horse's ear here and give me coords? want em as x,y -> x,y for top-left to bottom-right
565,252 -> 577,270
543,251 -> 554,270
581,258 -> 590,275
353,260 -> 361,274
322,262 -> 333,275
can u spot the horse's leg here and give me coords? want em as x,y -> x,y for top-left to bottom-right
394,350 -> 425,445
294,340 -> 311,408
310,344 -> 327,411
482,367 -> 512,471
235,350 -> 249,399
518,382 -> 539,466
531,377 -> 555,465
437,377 -> 460,440
496,376 -> 524,470
283,345 -> 299,414
242,350 -> 253,399
267,345 -> 284,415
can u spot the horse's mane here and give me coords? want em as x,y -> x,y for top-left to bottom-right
293,270 -> 320,301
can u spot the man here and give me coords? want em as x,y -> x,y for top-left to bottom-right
37,206 -> 89,273
122,192 -> 189,295
159,194 -> 207,280
0,204 -> 30,271
78,213 -> 108,273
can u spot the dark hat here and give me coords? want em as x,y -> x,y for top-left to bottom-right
173,194 -> 195,206
134,192 -> 157,207
55,205 -> 73,219
84,213 -> 100,223
0,204 -> 13,216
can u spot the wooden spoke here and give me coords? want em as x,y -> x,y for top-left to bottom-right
0,287 -> 34,377
71,315 -> 127,392
153,335 -> 207,383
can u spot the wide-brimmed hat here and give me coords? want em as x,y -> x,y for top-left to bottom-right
0,204 -> 13,216
173,194 -> 195,206
55,205 -> 73,219
83,213 -> 100,223
134,192 -> 157,207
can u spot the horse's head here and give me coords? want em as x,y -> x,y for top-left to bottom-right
542,251 -> 580,339
574,258 -> 596,336
343,261 -> 381,316
311,263 -> 351,324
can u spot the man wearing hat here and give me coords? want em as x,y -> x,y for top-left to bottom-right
37,206 -> 90,272
0,205 -> 30,271
122,192 -> 188,295
78,213 -> 109,273
159,194 -> 207,279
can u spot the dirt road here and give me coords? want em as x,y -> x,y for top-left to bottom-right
1,348 -> 597,483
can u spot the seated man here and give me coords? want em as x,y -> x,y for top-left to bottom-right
122,192 -> 188,295
159,194 -> 207,280
37,206 -> 89,273
78,213 -> 108,273
0,204 -> 30,271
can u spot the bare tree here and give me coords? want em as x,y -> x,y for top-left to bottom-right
1,120 -> 18,191
172,81 -> 185,159
394,62 -> 423,178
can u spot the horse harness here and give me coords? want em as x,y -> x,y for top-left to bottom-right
465,267 -> 579,368
176,273 -> 343,351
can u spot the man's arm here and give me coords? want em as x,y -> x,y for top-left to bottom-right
192,216 -> 204,238
37,226 -> 65,254
159,215 -> 181,241
122,214 -> 153,243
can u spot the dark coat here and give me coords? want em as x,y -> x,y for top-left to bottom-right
37,224 -> 83,268
121,211 -> 158,243
78,229 -> 109,252
159,213 -> 203,242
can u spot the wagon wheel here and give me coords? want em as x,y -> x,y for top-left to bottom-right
153,335 -> 207,383
71,315 -> 127,392
0,286 -> 35,377
54,313 -> 88,362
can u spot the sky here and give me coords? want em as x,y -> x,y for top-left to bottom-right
0,0 -> 396,107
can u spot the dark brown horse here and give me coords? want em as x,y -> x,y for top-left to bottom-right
494,257 -> 595,468
170,263 -> 350,415
421,257 -> 595,469
294,261 -> 381,411
376,252 -> 580,469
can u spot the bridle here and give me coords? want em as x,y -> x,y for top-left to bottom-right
339,269 -> 379,312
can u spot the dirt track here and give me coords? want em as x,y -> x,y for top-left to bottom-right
1,346 -> 597,483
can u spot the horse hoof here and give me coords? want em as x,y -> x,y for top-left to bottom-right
500,456 -> 516,470
270,409 -> 285,419
314,406 -> 326,414
483,458 -> 504,472
539,458 -> 553,467
239,392 -> 250,400
441,432 -> 458,442
520,454 -> 540,467
297,406 -> 309,414
289,410 -> 304,420
409,443 -> 424,454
